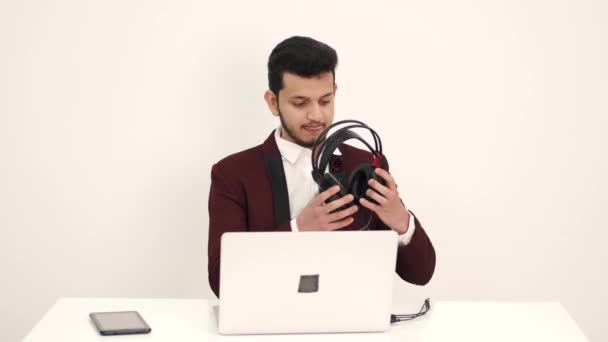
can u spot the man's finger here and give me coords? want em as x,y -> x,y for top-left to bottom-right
368,179 -> 390,197
316,185 -> 342,204
324,194 -> 354,213
360,198 -> 380,212
375,168 -> 397,191
366,189 -> 387,205
325,217 -> 354,231
326,204 -> 358,222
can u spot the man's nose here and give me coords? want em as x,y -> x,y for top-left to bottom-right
308,103 -> 324,121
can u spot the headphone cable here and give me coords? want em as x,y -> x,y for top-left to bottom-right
390,298 -> 431,324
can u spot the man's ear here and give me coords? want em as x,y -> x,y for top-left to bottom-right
333,83 -> 338,95
264,90 -> 279,116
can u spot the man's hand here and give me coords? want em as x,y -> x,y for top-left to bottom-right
359,168 -> 411,235
296,185 -> 359,231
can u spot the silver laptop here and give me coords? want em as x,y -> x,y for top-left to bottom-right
218,230 -> 398,335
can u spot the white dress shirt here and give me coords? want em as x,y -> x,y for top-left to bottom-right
274,127 -> 416,245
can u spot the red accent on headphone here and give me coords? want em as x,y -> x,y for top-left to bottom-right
372,153 -> 383,168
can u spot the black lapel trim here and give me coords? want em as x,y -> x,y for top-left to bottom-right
264,153 -> 291,226
262,131 -> 291,227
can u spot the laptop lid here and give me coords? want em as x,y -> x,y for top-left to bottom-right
218,230 -> 398,335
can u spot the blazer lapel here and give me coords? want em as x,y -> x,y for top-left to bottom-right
261,131 -> 291,227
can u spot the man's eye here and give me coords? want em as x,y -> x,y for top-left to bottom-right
321,100 -> 331,105
294,102 -> 305,107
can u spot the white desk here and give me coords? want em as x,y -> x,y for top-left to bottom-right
23,298 -> 589,342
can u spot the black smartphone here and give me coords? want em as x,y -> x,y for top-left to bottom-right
89,310 -> 151,336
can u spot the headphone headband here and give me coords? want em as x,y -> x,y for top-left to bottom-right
311,120 -> 383,179
312,120 -> 382,153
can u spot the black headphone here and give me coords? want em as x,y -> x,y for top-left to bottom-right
311,120 -> 388,206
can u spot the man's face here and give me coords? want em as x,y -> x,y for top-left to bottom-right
265,72 -> 336,148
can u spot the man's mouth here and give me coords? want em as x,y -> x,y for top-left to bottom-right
303,124 -> 324,132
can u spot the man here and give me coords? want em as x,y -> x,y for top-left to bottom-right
208,36 -> 435,298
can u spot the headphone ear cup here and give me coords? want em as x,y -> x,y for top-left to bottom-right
317,173 -> 348,208
348,164 -> 377,203
379,154 -> 388,170
376,155 -> 389,187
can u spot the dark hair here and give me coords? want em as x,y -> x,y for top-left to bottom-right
267,36 -> 338,97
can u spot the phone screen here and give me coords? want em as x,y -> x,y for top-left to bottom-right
90,311 -> 151,335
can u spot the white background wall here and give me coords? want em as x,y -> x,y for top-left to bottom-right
1,0 -> 606,341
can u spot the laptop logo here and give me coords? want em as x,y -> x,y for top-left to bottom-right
298,274 -> 319,293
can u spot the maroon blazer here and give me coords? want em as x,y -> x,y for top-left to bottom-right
208,130 -> 436,297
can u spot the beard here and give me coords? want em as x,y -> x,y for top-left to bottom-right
278,111 -> 325,148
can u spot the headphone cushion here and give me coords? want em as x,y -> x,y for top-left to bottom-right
318,173 -> 348,201
347,165 -> 379,202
